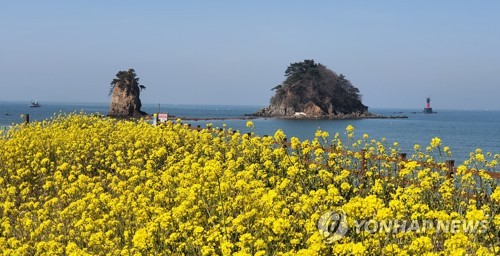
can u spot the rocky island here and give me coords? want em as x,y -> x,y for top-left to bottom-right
108,69 -> 148,117
253,60 -> 386,119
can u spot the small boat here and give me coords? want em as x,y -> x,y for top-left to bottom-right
30,101 -> 41,108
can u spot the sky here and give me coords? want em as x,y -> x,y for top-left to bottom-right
1,1 -> 499,110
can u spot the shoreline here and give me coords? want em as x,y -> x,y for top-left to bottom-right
171,114 -> 408,121
173,116 -> 256,121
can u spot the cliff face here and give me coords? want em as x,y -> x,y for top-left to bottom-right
108,83 -> 145,117
108,69 -> 147,117
254,60 -> 369,118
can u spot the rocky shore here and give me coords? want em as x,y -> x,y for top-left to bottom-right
249,108 -> 407,120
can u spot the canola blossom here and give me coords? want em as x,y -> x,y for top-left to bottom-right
0,114 -> 498,255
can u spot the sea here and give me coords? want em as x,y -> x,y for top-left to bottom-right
1,101 -> 499,164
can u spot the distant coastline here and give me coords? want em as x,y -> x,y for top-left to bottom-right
172,114 -> 408,121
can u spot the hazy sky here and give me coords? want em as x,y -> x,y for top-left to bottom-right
1,1 -> 499,110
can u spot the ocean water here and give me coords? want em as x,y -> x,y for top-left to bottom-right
1,101 -> 499,163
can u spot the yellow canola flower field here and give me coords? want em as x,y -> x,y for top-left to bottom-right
0,114 -> 498,255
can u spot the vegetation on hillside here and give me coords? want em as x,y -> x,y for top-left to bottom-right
0,114 -> 498,255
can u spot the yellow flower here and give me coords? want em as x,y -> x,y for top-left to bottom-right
475,153 -> 485,162
491,187 -> 500,202
408,236 -> 434,254
465,206 -> 486,221
372,179 -> 384,194
341,182 -> 351,192
274,129 -> 286,141
245,121 -> 254,129
272,218 -> 291,235
346,125 -> 355,138
430,137 -> 441,148
346,125 -> 354,133
444,233 -> 471,255
443,146 -> 452,156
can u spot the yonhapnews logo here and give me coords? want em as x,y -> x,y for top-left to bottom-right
317,210 -> 349,244
317,210 -> 489,244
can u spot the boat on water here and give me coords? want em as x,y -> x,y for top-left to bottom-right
30,101 -> 41,108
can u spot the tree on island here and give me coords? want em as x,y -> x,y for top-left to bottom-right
255,59 -> 368,118
108,69 -> 148,117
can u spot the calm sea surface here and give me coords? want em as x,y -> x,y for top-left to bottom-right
1,101 -> 499,163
